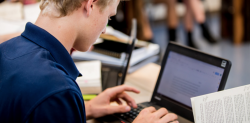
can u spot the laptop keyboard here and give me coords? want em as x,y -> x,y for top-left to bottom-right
115,104 -> 145,122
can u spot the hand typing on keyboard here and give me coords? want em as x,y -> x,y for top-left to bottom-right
85,85 -> 140,120
132,107 -> 178,123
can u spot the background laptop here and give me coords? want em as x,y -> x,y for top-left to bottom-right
74,19 -> 137,91
97,42 -> 232,123
101,19 -> 137,90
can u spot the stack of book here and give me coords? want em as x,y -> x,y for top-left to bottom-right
72,37 -> 159,73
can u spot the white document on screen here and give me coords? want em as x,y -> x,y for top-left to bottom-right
191,84 -> 250,123
75,61 -> 102,94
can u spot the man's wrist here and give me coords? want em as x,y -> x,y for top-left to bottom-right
85,102 -> 93,120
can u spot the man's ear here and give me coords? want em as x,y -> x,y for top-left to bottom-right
85,0 -> 97,16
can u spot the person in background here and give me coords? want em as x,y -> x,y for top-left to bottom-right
157,0 -> 218,48
108,0 -> 153,42
125,0 -> 153,41
0,0 -> 178,123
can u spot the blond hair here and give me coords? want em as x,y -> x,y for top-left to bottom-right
39,0 -> 113,17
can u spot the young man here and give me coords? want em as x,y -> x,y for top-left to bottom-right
0,0 -> 178,123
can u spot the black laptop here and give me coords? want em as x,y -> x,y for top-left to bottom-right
97,42 -> 232,123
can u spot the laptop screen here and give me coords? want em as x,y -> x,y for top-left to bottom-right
157,51 -> 225,107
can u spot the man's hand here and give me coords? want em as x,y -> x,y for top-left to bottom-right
85,85 -> 140,120
133,107 -> 178,123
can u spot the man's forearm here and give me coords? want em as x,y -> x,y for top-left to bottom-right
84,102 -> 93,120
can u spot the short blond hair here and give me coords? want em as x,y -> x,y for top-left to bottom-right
40,0 -> 113,17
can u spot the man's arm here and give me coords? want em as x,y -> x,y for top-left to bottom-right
26,90 -> 86,123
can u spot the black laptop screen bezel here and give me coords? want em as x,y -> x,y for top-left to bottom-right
150,42 -> 231,121
119,19 -> 137,85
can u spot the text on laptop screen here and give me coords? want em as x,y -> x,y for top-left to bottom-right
157,51 -> 225,107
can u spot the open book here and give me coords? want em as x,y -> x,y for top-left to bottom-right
191,84 -> 250,123
75,61 -> 102,94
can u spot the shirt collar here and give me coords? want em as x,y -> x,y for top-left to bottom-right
21,22 -> 82,80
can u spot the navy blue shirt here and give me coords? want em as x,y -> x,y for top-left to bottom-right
0,22 -> 86,123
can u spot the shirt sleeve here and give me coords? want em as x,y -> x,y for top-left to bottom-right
26,90 -> 86,123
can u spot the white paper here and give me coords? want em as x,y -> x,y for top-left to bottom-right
105,26 -> 130,41
191,84 -> 250,123
75,61 -> 102,94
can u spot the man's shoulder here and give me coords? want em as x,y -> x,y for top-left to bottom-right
0,35 -> 82,122
0,36 -> 41,59
0,35 -> 73,80
0,34 -> 80,90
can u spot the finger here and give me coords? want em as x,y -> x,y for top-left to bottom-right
106,105 -> 131,114
168,120 -> 179,123
141,107 -> 156,114
118,92 -> 137,108
115,98 -> 123,105
106,85 -> 140,97
160,113 -> 178,123
153,108 -> 168,118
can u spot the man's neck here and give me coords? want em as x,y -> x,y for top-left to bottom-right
35,14 -> 77,53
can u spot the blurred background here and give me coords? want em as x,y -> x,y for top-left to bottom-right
0,0 -> 250,89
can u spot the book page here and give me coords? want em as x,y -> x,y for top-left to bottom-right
75,61 -> 102,94
191,84 -> 250,123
